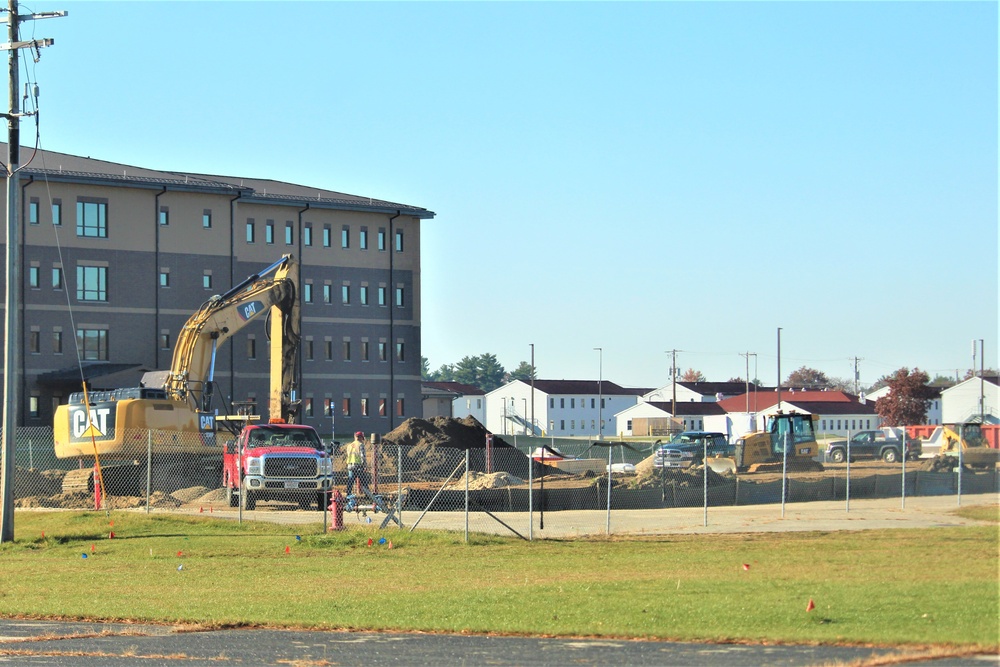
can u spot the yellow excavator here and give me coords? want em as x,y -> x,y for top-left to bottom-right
938,421 -> 1000,469
53,254 -> 301,493
708,412 -> 825,474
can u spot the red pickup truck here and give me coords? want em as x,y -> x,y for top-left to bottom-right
222,422 -> 334,510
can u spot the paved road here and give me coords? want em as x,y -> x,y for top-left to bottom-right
0,619 -> 997,666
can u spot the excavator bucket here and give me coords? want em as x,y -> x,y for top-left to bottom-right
707,457 -> 737,475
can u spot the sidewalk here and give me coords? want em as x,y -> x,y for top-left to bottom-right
405,491 -> 999,538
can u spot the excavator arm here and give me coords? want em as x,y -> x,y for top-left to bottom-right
161,254 -> 301,422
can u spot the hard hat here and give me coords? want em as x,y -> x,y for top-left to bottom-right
355,431 -> 364,438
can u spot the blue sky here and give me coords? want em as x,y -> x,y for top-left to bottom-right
26,1 -> 998,389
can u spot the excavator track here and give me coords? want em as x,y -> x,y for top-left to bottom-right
61,468 -> 94,494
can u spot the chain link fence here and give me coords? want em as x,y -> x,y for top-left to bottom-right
4,427 -> 998,539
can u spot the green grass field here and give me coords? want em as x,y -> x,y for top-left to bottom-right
1,509 -> 996,649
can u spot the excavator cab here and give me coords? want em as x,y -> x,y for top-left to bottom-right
767,413 -> 817,455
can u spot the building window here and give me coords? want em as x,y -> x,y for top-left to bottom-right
323,225 -> 331,247
395,286 -> 404,307
360,285 -> 369,306
29,198 -> 39,225
379,398 -> 387,417
246,220 -> 256,243
360,228 -> 368,250
285,221 -> 294,245
52,329 -> 62,354
341,284 -> 350,305
51,200 -> 61,226
29,329 -> 40,354
160,332 -> 170,349
28,266 -> 39,288
378,228 -> 386,251
395,229 -> 404,252
396,341 -> 405,362
571,398 -> 575,409
77,328 -> 108,361
159,206 -> 169,226
29,396 -> 39,418
247,336 -> 256,360
396,398 -> 404,417
76,265 -> 107,301
361,398 -> 369,417
304,398 -> 313,418
159,270 -> 170,288
52,266 -> 63,290
304,224 -> 313,246
202,210 -> 212,229
325,340 -> 333,361
378,286 -> 386,306
305,338 -> 314,361
323,284 -> 331,304
378,342 -> 387,362
341,225 -> 350,249
304,283 -> 313,303
342,340 -> 351,361
361,341 -> 369,362
203,273 -> 212,289
76,199 -> 108,238
341,397 -> 350,417
265,220 -> 274,244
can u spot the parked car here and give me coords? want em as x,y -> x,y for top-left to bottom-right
653,432 -> 733,469
826,430 -> 921,464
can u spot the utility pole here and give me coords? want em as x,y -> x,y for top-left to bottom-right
529,343 -> 534,436
667,349 -> 679,434
0,0 -> 63,543
739,351 -> 756,413
850,356 -> 863,396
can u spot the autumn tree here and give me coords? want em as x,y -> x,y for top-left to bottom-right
874,368 -> 935,426
784,366 -> 830,390
681,368 -> 706,382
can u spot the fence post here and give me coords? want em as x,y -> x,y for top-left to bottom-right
145,431 -> 152,514
957,435 -> 963,506
527,444 -> 533,541
846,429 -> 851,513
605,443 -> 612,536
901,429 -> 906,509
464,449 -> 470,543
397,444 -> 403,527
703,438 -> 708,527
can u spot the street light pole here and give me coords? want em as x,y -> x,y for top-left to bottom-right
594,347 -> 603,439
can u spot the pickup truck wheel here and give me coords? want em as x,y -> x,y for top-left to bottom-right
317,492 -> 330,511
829,449 -> 846,464
882,448 -> 899,463
226,487 -> 238,508
245,492 -> 257,511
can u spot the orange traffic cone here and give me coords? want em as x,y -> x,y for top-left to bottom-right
91,544 -> 95,553
285,545 -> 290,554
742,563 -> 750,571
199,507 -> 204,513
388,540 -> 393,550
806,599 -> 815,612
367,538 -> 373,547
108,531 -> 115,539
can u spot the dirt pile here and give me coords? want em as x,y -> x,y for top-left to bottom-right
14,467 -> 63,498
450,471 -> 523,490
918,456 -> 974,473
629,465 -> 732,490
382,416 -> 511,450
380,416 -> 551,480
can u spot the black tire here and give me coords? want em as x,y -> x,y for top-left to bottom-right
317,492 -> 330,511
245,492 -> 257,511
882,448 -> 899,463
829,448 -> 846,464
226,486 -> 238,508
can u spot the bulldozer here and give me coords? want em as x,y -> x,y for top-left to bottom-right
708,412 -> 824,474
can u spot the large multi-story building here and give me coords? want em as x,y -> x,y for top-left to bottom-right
1,145 -> 434,438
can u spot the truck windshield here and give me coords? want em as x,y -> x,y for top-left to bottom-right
247,429 -> 322,449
